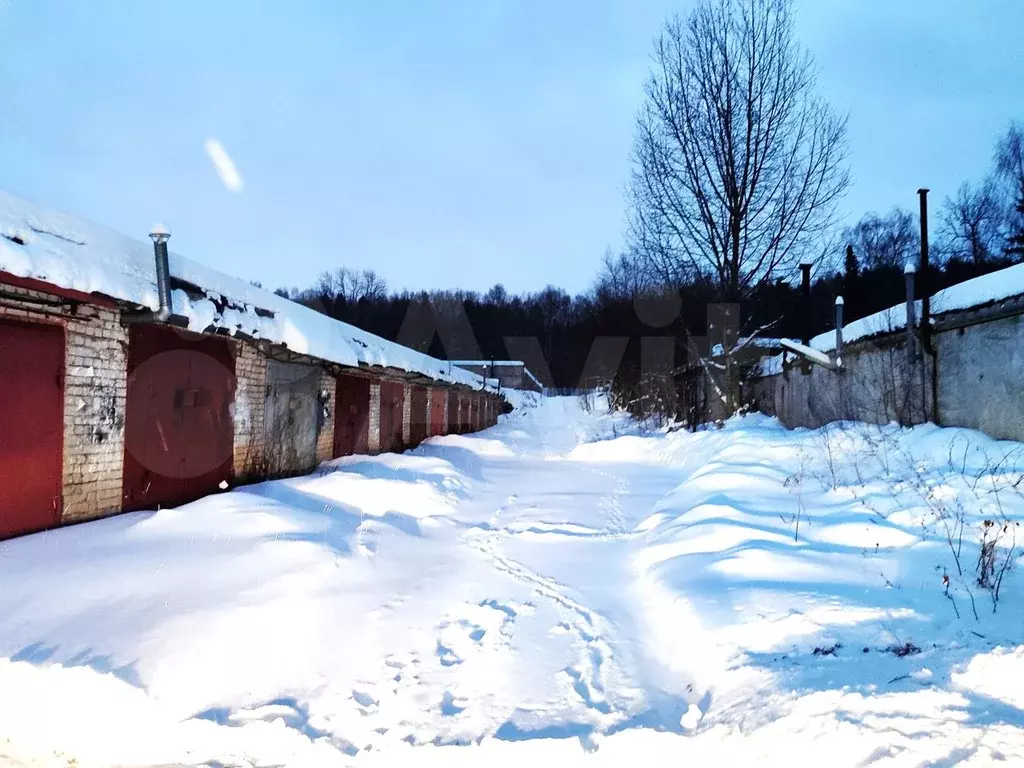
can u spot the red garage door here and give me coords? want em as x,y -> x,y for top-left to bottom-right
409,386 -> 428,447
446,390 -> 457,434
123,325 -> 235,511
334,374 -> 370,457
430,389 -> 446,437
379,381 -> 405,454
0,320 -> 64,537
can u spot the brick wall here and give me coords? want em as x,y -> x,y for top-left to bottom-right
63,307 -> 128,522
0,282 -> 128,523
402,382 -> 412,446
368,380 -> 381,453
441,387 -> 449,434
316,369 -> 336,463
232,342 -> 268,481
1,277 -> 502,538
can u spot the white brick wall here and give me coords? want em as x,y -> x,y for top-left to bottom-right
402,382 -> 412,445
63,307 -> 128,522
232,342 -> 268,480
368,380 -> 381,453
316,370 -> 337,463
441,388 -> 449,435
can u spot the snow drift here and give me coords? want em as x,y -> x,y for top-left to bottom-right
1,398 -> 1023,766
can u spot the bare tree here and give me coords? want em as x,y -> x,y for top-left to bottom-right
313,267 -> 388,306
995,121 -> 1024,194
593,248 -> 650,300
994,122 -> 1024,259
628,0 -> 849,301
483,283 -> 509,305
939,179 -> 1007,264
843,208 -> 919,270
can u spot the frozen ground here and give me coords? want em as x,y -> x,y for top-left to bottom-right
2,395 -> 1024,766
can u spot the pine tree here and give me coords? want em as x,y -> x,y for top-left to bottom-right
844,244 -> 859,282
1007,187 -> 1024,261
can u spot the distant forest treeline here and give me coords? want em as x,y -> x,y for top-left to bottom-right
272,253 -> 1015,390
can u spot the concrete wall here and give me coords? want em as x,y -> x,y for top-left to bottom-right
934,312 -> 1024,440
755,336 -> 932,430
264,360 -> 320,476
757,305 -> 1024,442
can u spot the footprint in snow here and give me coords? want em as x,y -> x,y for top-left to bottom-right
441,690 -> 467,716
352,688 -> 379,709
436,640 -> 462,667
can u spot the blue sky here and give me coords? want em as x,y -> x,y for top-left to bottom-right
0,1 -> 1021,295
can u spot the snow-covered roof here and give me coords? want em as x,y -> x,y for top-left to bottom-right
450,360 -> 525,367
0,190 -> 489,390
711,336 -> 785,357
753,260 -> 1024,378
449,360 -> 544,390
523,367 -> 543,390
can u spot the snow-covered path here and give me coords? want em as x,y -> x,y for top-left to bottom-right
2,396 -> 1024,766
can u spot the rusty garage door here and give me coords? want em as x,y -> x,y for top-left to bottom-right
0,319 -> 64,537
379,380 -> 405,453
264,360 -> 319,476
123,325 -> 235,512
430,389 -> 446,437
447,389 -> 459,434
409,386 -> 428,447
334,373 -> 370,457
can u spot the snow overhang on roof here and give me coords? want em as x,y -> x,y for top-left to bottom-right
0,190 -> 487,389
449,360 -> 526,367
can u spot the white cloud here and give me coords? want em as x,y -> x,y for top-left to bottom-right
203,138 -> 245,193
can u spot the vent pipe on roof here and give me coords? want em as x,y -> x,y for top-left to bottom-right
834,296 -> 844,369
905,261 -> 917,366
799,260 -> 812,347
123,224 -> 173,326
917,189 -> 934,356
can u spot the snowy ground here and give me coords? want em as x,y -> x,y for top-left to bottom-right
2,395 -> 1024,766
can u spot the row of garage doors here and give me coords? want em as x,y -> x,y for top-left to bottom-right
0,321 -> 490,539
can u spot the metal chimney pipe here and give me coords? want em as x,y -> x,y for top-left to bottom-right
123,224 -> 173,325
917,189 -> 931,352
834,296 -> 844,369
905,261 -> 917,366
800,261 -> 812,346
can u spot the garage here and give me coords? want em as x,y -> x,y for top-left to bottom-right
409,386 -> 428,447
379,380 -> 405,453
460,394 -> 471,433
0,319 -> 64,537
123,324 -> 235,512
430,389 -> 446,437
334,373 -> 370,457
264,360 -> 320,476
